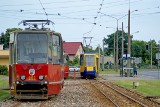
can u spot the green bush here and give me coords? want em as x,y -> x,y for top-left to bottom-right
0,65 -> 8,75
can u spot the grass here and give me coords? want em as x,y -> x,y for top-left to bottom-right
0,75 -> 10,101
99,69 -> 160,96
0,90 -> 10,101
0,75 -> 7,78
99,69 -> 119,74
112,80 -> 160,96
0,79 -> 8,88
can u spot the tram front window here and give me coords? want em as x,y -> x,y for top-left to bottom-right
17,33 -> 48,63
85,55 -> 94,66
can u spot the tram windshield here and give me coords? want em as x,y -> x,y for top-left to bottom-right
17,33 -> 48,63
85,55 -> 95,66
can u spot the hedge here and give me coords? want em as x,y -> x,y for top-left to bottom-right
0,65 -> 8,75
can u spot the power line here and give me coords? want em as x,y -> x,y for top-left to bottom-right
38,0 -> 48,20
103,0 -> 143,9
133,11 -> 160,16
84,0 -> 104,37
0,0 -> 144,18
0,0 -> 141,15
0,0 -> 91,7
36,0 -> 91,4
0,0 -> 159,34
103,0 -> 128,5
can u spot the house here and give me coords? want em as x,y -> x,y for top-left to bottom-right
63,42 -> 84,61
0,45 -> 9,68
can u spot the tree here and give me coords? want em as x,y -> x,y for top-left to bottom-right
0,65 -> 8,75
103,30 -> 159,65
103,30 -> 128,57
94,46 -> 103,54
132,39 -> 159,64
0,28 -> 22,49
131,40 -> 147,63
84,46 -> 95,52
72,55 -> 79,66
0,33 -> 4,44
147,40 -> 159,65
69,55 -> 80,66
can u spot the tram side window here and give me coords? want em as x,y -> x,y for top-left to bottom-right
52,35 -> 61,64
13,42 -> 17,64
80,55 -> 84,65
48,36 -> 52,63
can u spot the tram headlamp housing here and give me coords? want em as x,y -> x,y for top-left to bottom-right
20,75 -> 26,80
39,75 -> 44,80
16,81 -> 19,84
44,81 -> 48,84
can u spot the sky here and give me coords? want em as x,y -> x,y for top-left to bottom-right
0,0 -> 160,49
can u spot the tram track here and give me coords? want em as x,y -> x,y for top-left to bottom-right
10,101 -> 22,107
90,79 -> 150,107
0,78 -> 159,107
91,82 -> 120,107
102,79 -> 160,107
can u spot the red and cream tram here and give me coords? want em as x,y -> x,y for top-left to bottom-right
63,54 -> 69,78
9,20 -> 64,99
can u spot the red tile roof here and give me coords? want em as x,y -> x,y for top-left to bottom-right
63,42 -> 82,55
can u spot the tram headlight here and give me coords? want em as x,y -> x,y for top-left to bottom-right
44,81 -> 48,84
39,75 -> 44,80
20,75 -> 26,80
16,81 -> 19,84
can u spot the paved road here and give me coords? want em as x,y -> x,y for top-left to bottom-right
100,70 -> 160,80
140,70 -> 160,80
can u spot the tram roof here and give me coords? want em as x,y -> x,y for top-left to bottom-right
83,52 -> 99,54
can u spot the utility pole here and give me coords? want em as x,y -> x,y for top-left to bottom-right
103,10 -> 137,72
128,7 -> 131,57
127,1 -> 131,76
158,40 -> 160,79
114,32 -> 116,71
122,22 -> 124,58
102,38 -> 104,71
116,20 -> 119,72
150,39 -> 153,69
98,44 -> 101,71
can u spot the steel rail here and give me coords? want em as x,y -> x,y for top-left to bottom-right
11,101 -> 22,107
91,82 -> 120,107
98,81 -> 148,107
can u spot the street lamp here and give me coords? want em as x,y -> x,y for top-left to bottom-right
103,15 -> 124,72
101,12 -> 137,72
102,38 -> 105,71
127,10 -> 138,56
128,9 -> 138,75
127,0 -> 138,75
122,22 -> 124,58
158,40 -> 160,79
106,27 -> 116,71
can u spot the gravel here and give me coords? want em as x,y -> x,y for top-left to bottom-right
0,79 -> 109,107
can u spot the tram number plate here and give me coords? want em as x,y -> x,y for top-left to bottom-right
87,67 -> 93,71
28,76 -> 36,80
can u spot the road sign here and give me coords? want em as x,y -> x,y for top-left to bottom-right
156,53 -> 160,59
134,57 -> 142,64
